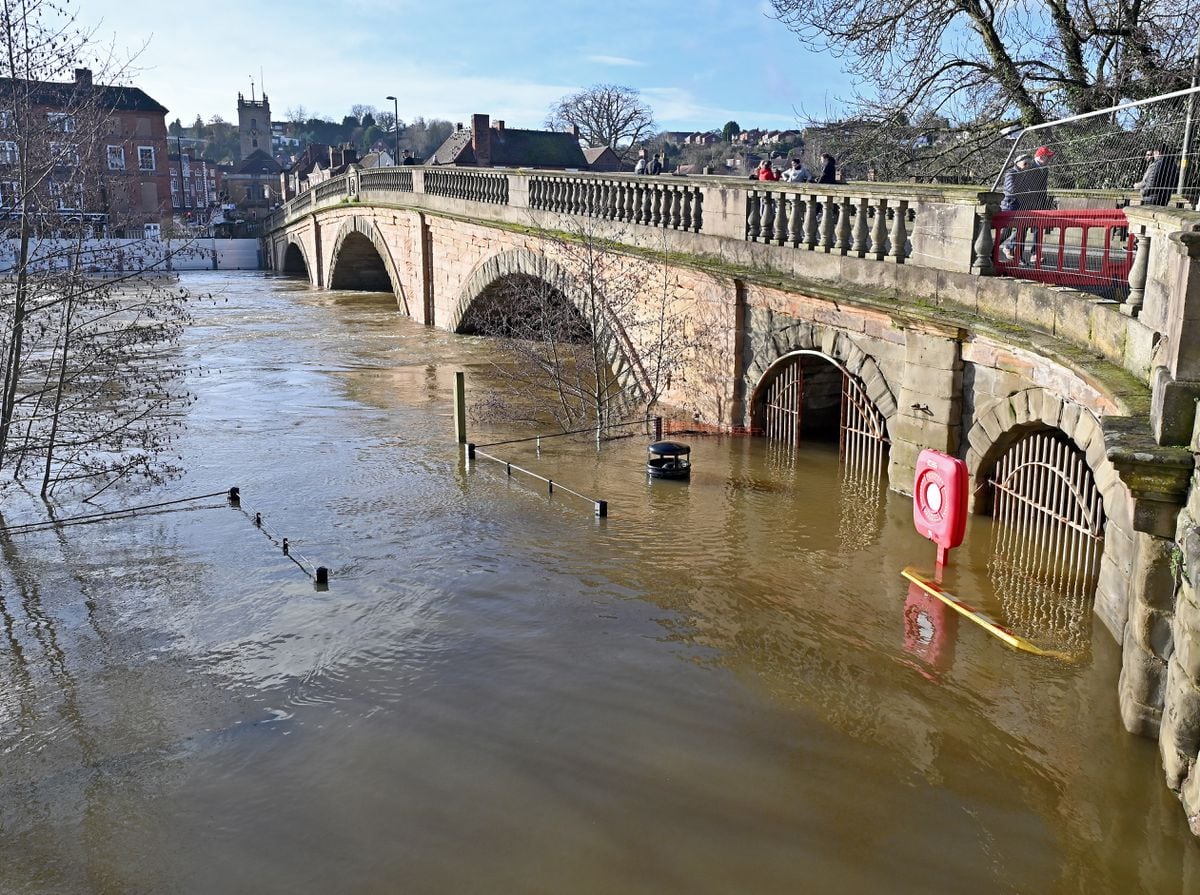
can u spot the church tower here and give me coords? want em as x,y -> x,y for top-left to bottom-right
237,89 -> 270,159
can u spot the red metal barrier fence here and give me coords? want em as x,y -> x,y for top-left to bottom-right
991,209 -> 1133,296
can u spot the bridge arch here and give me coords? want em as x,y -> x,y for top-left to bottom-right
280,240 -> 312,280
326,216 -> 409,314
449,248 -> 646,399
964,388 -> 1121,524
747,325 -> 899,437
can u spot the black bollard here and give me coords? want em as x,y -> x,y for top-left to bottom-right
228,486 -> 241,506
282,538 -> 290,556
255,512 -> 262,527
316,566 -> 329,585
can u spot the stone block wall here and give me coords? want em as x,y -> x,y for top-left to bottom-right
1167,418 -> 1200,836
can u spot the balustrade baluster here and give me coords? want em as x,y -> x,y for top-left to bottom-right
747,192 -> 761,240
691,189 -> 703,232
681,189 -> 693,231
804,196 -> 819,249
872,200 -> 889,260
787,193 -> 806,245
835,196 -> 853,253
668,188 -> 681,229
651,186 -> 663,226
820,195 -> 836,250
890,199 -> 909,262
852,197 -> 869,256
623,183 -> 634,222
643,186 -> 655,225
774,193 -> 790,245
761,192 -> 777,242
1123,229 -> 1151,316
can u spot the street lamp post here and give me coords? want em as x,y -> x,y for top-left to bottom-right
385,95 -> 399,165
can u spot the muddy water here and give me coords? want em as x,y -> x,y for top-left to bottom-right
0,272 -> 1196,894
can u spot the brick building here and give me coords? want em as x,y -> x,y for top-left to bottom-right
428,114 -> 587,169
0,67 -> 170,234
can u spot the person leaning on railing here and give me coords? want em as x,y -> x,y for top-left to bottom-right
1136,145 -> 1179,206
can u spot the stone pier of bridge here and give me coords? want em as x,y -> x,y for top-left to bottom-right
264,166 -> 1200,835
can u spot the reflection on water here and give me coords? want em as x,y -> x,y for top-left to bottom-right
0,273 -> 1196,894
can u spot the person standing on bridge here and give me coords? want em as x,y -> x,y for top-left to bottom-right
999,154 -> 1036,262
780,157 -> 812,183
647,154 -> 663,175
816,153 -> 837,184
1139,145 -> 1179,206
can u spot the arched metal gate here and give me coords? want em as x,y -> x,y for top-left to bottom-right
759,354 -> 889,461
988,429 -> 1105,655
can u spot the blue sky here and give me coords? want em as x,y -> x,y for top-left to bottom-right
85,0 -> 850,132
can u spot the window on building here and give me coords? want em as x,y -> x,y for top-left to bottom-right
252,138 -> 258,148
49,179 -> 81,209
0,141 -> 17,165
47,113 -> 75,132
107,145 -> 125,170
251,117 -> 257,130
138,146 -> 155,171
0,110 -> 12,130
0,179 -> 19,207
50,142 -> 79,165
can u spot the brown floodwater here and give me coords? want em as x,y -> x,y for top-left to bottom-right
0,272 -> 1197,893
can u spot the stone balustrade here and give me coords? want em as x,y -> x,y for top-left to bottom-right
424,169 -> 508,204
267,168 -> 1200,409
744,187 -> 914,262
529,174 -> 703,232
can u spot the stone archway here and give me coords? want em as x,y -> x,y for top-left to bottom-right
746,323 -> 899,438
325,216 -> 409,315
281,240 -> 311,279
963,388 -> 1122,524
962,387 -> 1137,645
449,248 -> 647,401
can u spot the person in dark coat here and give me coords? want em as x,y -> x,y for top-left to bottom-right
817,153 -> 837,184
1139,146 -> 1179,206
999,155 -> 1036,260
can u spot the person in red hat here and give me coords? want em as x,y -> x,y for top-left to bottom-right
1033,145 -> 1055,166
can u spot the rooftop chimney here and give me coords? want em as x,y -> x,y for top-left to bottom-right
495,120 -> 505,134
472,113 -> 491,167
570,124 -> 580,140
74,68 -> 93,89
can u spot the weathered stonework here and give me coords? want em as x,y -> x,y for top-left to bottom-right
266,178 -> 1200,840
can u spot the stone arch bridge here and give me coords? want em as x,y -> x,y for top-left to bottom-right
264,166 -> 1200,835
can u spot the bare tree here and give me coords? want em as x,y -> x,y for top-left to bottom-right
462,219 -> 700,441
0,0 -> 196,500
285,105 -> 308,126
771,1 -> 1200,181
545,85 -> 656,161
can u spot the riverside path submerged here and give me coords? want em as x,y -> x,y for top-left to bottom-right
0,271 -> 1197,893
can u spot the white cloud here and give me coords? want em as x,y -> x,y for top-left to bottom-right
586,55 -> 644,67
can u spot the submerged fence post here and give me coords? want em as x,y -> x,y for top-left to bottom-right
654,416 -> 663,441
453,371 -> 467,444
595,500 -> 608,518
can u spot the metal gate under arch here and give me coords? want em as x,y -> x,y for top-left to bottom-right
758,352 -> 889,462
988,428 -> 1105,655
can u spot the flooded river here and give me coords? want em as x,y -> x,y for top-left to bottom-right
1,272 -> 1197,893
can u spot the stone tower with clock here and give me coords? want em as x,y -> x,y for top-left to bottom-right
237,89 -> 270,160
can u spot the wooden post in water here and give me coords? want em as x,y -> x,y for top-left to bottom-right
453,371 -> 467,444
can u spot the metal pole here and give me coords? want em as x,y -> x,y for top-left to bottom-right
386,95 -> 399,165
1176,26 -> 1200,200
453,370 -> 467,444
